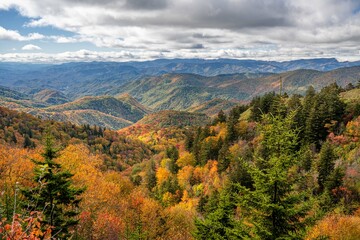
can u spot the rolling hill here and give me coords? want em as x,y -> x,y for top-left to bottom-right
27,109 -> 133,129
114,73 -> 268,110
1,63 -> 360,130
187,98 -> 239,117
115,66 -> 360,110
33,89 -> 70,105
136,110 -> 210,128
340,88 -> 360,103
0,89 -> 152,130
46,95 -> 151,123
0,86 -> 30,100
1,58 -> 360,99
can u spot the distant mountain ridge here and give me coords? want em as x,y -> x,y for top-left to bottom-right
1,58 -> 360,99
1,59 -> 360,130
115,66 -> 360,110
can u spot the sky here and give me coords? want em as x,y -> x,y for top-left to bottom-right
0,0 -> 360,63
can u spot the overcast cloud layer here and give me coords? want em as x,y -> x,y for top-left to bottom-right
1,0 -> 360,62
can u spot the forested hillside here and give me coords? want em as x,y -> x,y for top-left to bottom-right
1,82 -> 360,239
1,66 -> 360,132
0,93 -> 151,130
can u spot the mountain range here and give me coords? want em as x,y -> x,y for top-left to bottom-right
0,58 -> 360,129
115,66 -> 360,110
1,58 -> 360,99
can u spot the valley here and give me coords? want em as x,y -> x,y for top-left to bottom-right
1,60 -> 359,130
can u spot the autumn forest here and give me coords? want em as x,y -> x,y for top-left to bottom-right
1,81 -> 360,239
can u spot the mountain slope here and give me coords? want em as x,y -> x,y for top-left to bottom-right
33,89 -> 69,105
47,95 -> 151,123
115,73 -> 267,110
187,98 -> 239,117
117,66 -> 360,110
0,89 -> 151,129
136,110 -> 210,128
0,86 -> 30,100
1,58 -> 360,99
340,88 -> 360,103
27,109 -> 133,129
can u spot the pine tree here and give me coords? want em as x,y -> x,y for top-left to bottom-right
250,96 -> 262,122
304,84 -> 345,147
239,112 -> 310,239
21,135 -> 84,239
317,142 -> 336,193
194,189 -> 249,239
217,141 -> 230,173
302,86 -> 316,119
23,134 -> 35,149
225,109 -> 240,143
213,110 -> 227,125
166,146 -> 179,174
145,160 -> 157,191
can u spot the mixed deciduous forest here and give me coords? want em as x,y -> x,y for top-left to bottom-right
1,82 -> 360,239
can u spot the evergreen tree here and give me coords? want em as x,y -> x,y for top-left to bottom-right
199,139 -> 213,166
325,167 -> 345,193
250,96 -> 262,122
304,84 -> 345,147
194,190 -> 249,239
185,130 -> 195,151
239,112 -> 310,239
287,94 -> 304,132
22,135 -> 84,239
317,142 -> 336,193
192,127 -> 204,164
217,141 -> 230,173
145,160 -> 157,191
165,146 -> 179,174
228,157 -> 254,190
302,86 -> 316,119
225,110 -> 239,143
299,145 -> 313,172
23,134 -> 35,149
213,110 -> 227,125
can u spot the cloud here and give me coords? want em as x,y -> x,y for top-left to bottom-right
1,0 -> 360,61
0,26 -> 45,41
125,0 -> 168,10
0,46 -> 359,63
21,44 -> 41,50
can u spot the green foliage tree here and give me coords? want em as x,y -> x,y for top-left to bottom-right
166,146 -> 179,174
217,142 -> 230,173
304,84 -> 345,147
145,160 -> 157,191
21,135 -> 84,239
239,112 -> 310,239
23,134 -> 35,149
213,110 -> 227,125
250,92 -> 276,122
194,190 -> 249,239
302,86 -> 316,116
317,142 -> 336,193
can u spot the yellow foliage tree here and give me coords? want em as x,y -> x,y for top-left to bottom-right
156,167 -> 171,185
306,213 -> 360,240
176,152 -> 196,168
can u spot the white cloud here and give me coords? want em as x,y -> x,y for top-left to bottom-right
21,44 -> 41,50
1,0 -> 360,61
0,47 -> 359,63
0,26 -> 45,41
